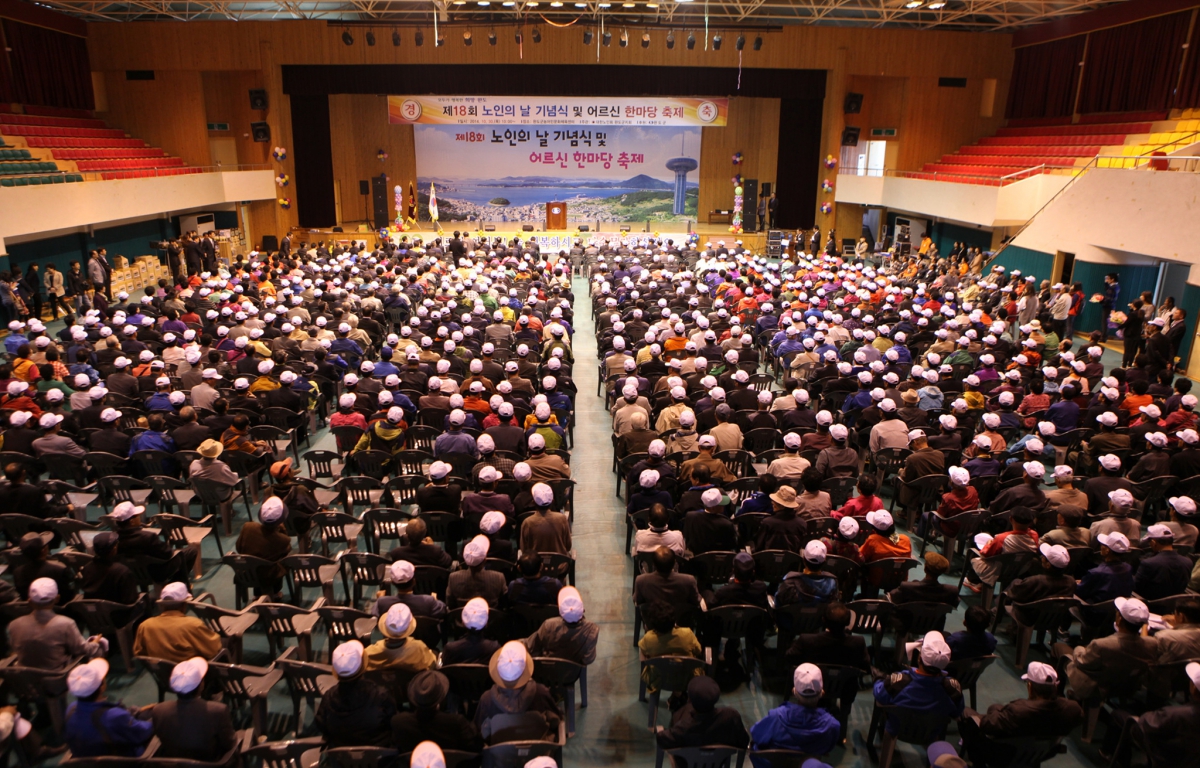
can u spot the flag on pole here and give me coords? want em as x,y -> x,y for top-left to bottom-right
407,182 -> 417,222
429,182 -> 439,222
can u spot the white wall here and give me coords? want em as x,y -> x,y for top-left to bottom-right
0,171 -> 275,248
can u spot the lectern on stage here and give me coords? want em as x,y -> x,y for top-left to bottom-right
546,202 -> 567,230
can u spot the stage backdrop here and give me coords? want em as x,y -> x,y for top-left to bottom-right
402,97 -> 718,225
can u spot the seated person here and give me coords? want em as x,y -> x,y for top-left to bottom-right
873,631 -> 964,735
133,582 -> 221,663
78,532 -> 139,605
889,552 -> 959,607
832,474 -> 884,520
507,553 -> 564,607
392,671 -> 483,754
372,560 -> 448,623
1057,597 -> 1159,702
364,603 -> 436,673
634,504 -> 686,557
316,640 -> 396,747
1132,661 -> 1200,766
750,664 -> 841,761
785,602 -> 871,670
1156,599 -> 1200,664
1041,505 -> 1091,548
64,659 -> 153,757
1076,532 -> 1134,607
638,599 -> 704,695
524,587 -> 600,666
1004,543 -> 1076,624
945,606 -> 997,660
960,662 -> 1082,768
966,506 -> 1038,594
475,641 -> 562,741
234,496 -> 291,600
656,675 -> 749,751
150,657 -> 236,761
388,518 -> 453,569
9,577 -> 106,670
1134,525 -> 1193,600
446,536 -> 508,608
442,597 -> 501,665
775,541 -> 838,607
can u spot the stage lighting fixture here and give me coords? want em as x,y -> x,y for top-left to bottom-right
686,32 -> 695,49
436,34 -> 445,46
514,31 -> 522,44
619,30 -> 628,47
463,31 -> 472,45
366,30 -> 376,45
753,35 -> 762,50
602,30 -> 611,46
583,28 -> 593,44
641,32 -> 650,48
392,29 -> 402,46
488,30 -> 497,45
735,34 -> 744,50
415,30 -> 425,46
666,30 -> 674,49
532,27 -> 541,42
341,30 -> 354,45
712,33 -> 722,50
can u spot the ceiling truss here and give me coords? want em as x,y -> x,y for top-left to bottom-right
28,0 -> 1131,28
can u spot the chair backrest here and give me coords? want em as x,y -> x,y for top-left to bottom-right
877,703 -> 952,745
846,599 -> 895,634
663,746 -> 740,768
254,602 -> 313,637
706,604 -> 770,640
412,565 -> 450,596
945,654 -> 997,690
276,652 -> 334,698
191,477 -> 237,504
530,656 -> 583,688
222,553 -> 277,591
752,549 -> 802,584
1011,596 -> 1080,630
485,712 -> 551,744
747,750 -> 818,768
242,737 -> 326,768
303,450 -> 341,479
893,601 -> 954,635
354,449 -> 392,480
317,605 -> 374,645
440,663 -> 493,703
643,655 -> 707,693
687,551 -> 739,585
283,554 -> 337,586
321,747 -> 399,768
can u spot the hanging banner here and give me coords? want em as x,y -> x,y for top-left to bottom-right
388,95 -> 727,127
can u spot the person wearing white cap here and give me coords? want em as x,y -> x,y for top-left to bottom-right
1044,465 -> 1087,511
1002,543 -> 1077,621
1135,659 -> 1200,765
63,656 -> 155,757
1163,495 -> 1199,550
9,577 -> 107,671
130,579 -> 220,662
966,506 -> 1039,592
896,429 -> 944,512
477,641 -> 561,738
869,399 -> 911,453
957,661 -> 1082,761
524,431 -> 572,483
147,657 -> 236,761
446,535 -> 507,608
233,496 -> 290,598
1134,524 -> 1193,600
523,585 -> 600,665
519,483 -> 573,572
30,411 -> 85,459
1078,413 -> 1130,470
873,630 -> 963,731
315,640 -> 397,747
766,431 -> 811,480
1090,488 -> 1141,541
1059,596 -> 1159,702
748,663 -> 841,756
363,602 -> 436,673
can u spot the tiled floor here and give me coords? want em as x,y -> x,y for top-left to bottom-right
42,281 -> 1130,766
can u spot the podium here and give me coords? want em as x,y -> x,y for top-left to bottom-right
546,202 -> 567,230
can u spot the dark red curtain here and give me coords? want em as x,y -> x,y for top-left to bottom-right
1078,11 -> 1190,114
1,19 -> 93,110
1176,35 -> 1200,109
1005,36 -> 1086,120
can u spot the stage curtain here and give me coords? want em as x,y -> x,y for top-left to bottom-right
1176,31 -> 1200,109
1,19 -> 94,110
1005,36 -> 1086,120
1078,11 -> 1190,114
290,94 -> 337,228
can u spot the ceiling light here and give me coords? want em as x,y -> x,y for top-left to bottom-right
641,32 -> 650,48
463,30 -> 472,45
392,29 -> 402,46
598,2 -> 610,6
666,30 -> 674,49
575,2 -> 587,6
415,30 -> 424,45
526,1 -> 538,6
927,1 -> 945,7
646,1 -> 657,6
686,31 -> 695,49
549,1 -> 562,6
488,30 -> 496,44
619,29 -> 628,47
602,30 -> 611,45
583,28 -> 593,44
341,30 -> 353,45
502,1 -> 515,4
735,34 -> 744,50
753,35 -> 762,50
904,0 -> 922,7
365,30 -> 375,45
621,2 -> 634,7
452,1 -> 465,4
478,1 -> 490,5
712,33 -> 721,50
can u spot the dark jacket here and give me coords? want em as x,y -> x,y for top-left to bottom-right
1134,550 -> 1193,601
150,696 -> 237,761
657,704 -> 750,750
392,710 -> 483,754
315,678 -> 397,748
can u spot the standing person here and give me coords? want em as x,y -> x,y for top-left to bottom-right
166,238 -> 183,282
183,234 -> 203,277
767,193 -> 778,229
756,195 -> 767,232
1100,273 -> 1120,343
1122,299 -> 1146,367
1067,282 -> 1085,340
43,264 -> 69,320
1049,285 -> 1071,340
21,264 -> 41,321
87,251 -> 108,300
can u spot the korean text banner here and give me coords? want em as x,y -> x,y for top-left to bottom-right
412,124 -> 700,224
388,96 -> 727,126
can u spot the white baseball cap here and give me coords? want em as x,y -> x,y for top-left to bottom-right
170,657 -> 208,694
558,586 -> 585,623
1115,596 -> 1149,624
1039,543 -> 1069,569
462,597 -> 490,630
390,560 -> 415,583
1021,661 -> 1058,685
793,663 -> 823,698
917,631 -> 951,669
1097,531 -> 1130,553
463,535 -> 490,566
332,640 -> 365,677
67,658 -> 110,698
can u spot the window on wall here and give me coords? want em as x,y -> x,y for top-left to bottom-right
841,141 -> 887,177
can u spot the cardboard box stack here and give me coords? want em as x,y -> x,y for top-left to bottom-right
109,255 -> 171,297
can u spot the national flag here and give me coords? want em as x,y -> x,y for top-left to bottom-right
429,182 -> 439,222
407,182 -> 417,221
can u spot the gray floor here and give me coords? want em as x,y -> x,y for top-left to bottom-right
80,277 -> 1121,767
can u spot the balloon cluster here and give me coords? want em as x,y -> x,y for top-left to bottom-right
278,198 -> 291,209
821,179 -> 834,193
377,149 -> 389,161
731,174 -> 743,186
824,154 -> 838,169
730,151 -> 745,234
394,185 -> 405,229
819,202 -> 833,214
272,147 -> 287,162
275,174 -> 289,187
732,152 -> 744,165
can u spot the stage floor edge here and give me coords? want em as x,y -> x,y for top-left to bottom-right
296,223 -> 770,250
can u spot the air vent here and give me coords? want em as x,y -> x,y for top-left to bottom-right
207,123 -> 231,131
938,77 -> 967,88
125,70 -> 155,81
870,128 -> 898,138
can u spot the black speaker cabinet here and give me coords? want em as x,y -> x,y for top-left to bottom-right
578,225 -> 590,232
841,126 -> 861,146
359,180 -> 370,195
742,179 -> 758,233
522,224 -> 534,232
251,122 -> 271,142
249,89 -> 269,110
261,235 -> 279,252
844,92 -> 863,114
484,224 -> 496,231
370,174 -> 390,230
761,182 -> 772,197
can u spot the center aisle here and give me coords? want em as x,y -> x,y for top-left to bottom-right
563,276 -> 775,766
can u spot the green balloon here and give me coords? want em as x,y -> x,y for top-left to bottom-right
734,186 -> 744,196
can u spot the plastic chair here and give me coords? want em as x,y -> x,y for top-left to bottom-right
191,477 -> 251,536
441,663 -> 493,713
338,551 -> 390,607
361,507 -> 415,554
310,510 -> 365,556
253,598 -> 324,662
945,654 -> 998,709
222,552 -> 281,609
303,450 -> 343,481
531,656 -> 586,736
146,475 -> 197,517
353,449 -> 393,481
152,512 -> 216,578
412,565 -> 450,597
61,596 -> 149,673
241,736 -> 324,768
336,477 -> 386,516
655,746 -> 742,768
0,657 -> 76,736
753,550 -> 802,586
274,646 -> 336,728
282,554 -> 339,605
315,604 -> 376,650
865,702 -> 953,768
995,596 -> 1080,667
188,593 -> 262,663
638,651 -> 711,728
687,551 -> 740,587
136,655 -> 181,702
703,603 -> 770,673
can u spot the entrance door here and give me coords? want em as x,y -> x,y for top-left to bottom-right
208,137 -> 238,168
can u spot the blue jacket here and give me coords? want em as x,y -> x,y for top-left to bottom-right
1076,561 -> 1133,604
144,392 -> 176,412
65,700 -> 154,758
749,702 -> 840,761
873,670 -> 964,734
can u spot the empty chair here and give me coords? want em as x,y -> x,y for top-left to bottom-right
253,599 -> 324,661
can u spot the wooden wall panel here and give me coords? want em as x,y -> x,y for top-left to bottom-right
328,94 -> 416,227
202,70 -> 271,168
100,69 -> 211,168
697,97 -> 780,223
